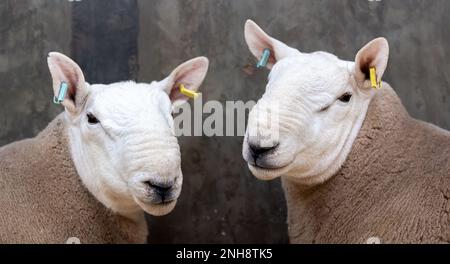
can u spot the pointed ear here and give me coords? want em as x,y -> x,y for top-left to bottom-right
354,38 -> 389,88
160,57 -> 209,107
244,19 -> 300,69
47,52 -> 88,114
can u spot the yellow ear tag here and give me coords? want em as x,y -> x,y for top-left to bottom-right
369,67 -> 382,89
179,84 -> 200,99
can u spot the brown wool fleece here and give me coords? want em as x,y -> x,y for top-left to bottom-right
0,114 -> 148,243
282,84 -> 450,244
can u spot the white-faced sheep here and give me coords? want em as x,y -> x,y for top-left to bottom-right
242,20 -> 450,243
0,52 -> 209,243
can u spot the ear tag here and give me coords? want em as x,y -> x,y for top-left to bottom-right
179,84 -> 200,99
53,81 -> 68,104
256,48 -> 271,68
369,67 -> 382,89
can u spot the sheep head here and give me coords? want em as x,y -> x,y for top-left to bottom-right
47,52 -> 209,217
242,20 -> 389,185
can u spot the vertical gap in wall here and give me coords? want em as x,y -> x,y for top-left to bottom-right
71,0 -> 139,84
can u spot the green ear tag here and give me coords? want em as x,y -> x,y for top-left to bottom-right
53,82 -> 68,104
256,48 -> 271,68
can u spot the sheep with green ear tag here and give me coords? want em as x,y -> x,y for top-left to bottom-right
242,19 -> 450,244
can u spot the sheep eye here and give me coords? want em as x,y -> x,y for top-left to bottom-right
87,113 -> 100,124
338,92 -> 352,103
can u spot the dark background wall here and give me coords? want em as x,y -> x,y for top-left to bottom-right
0,0 -> 71,146
0,0 -> 449,243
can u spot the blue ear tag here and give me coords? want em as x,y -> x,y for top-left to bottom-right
53,82 -> 68,104
256,48 -> 271,68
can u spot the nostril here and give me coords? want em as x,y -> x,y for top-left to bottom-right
249,143 -> 278,156
145,181 -> 173,197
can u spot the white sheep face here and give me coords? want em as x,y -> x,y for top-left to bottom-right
47,52 -> 208,217
242,20 -> 389,184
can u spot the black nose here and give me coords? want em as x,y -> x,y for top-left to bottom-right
146,181 -> 173,201
249,144 -> 277,159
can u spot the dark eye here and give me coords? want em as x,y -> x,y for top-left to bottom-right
338,92 -> 352,103
87,113 -> 100,124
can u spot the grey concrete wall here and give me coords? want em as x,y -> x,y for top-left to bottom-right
0,0 -> 71,146
71,0 -> 139,83
1,0 -> 449,243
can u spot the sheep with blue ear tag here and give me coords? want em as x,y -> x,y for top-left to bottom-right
0,52 -> 209,243
242,19 -> 450,243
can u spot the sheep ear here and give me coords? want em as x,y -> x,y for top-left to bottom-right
244,19 -> 300,69
47,52 -> 88,115
160,57 -> 209,107
354,38 -> 389,88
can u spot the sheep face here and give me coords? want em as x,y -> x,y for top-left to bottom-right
242,20 -> 389,184
48,53 -> 208,217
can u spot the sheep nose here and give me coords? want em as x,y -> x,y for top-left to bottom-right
145,181 -> 173,201
249,143 -> 278,159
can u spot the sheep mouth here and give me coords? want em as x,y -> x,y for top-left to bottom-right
247,162 -> 293,180
150,199 -> 176,206
134,197 -> 178,216
151,198 -> 177,205
251,163 -> 289,170
135,194 -> 178,207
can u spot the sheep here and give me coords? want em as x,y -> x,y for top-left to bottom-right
0,52 -> 209,243
242,20 -> 450,243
